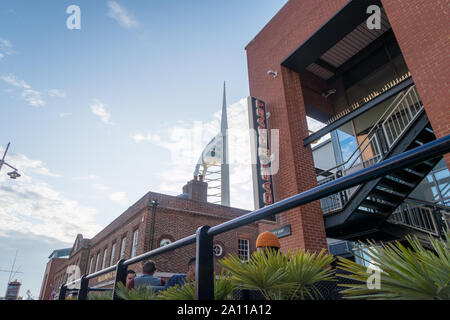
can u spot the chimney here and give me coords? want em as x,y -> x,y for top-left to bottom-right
182,176 -> 208,202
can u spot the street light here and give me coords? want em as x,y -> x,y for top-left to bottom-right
0,142 -> 21,180
7,171 -> 21,179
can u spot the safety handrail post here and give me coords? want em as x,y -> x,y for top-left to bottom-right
195,226 -> 214,300
78,275 -> 89,300
58,284 -> 67,300
112,259 -> 127,300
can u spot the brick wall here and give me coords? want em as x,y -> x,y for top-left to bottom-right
39,257 -> 67,300
381,0 -> 450,167
49,191 -> 259,291
245,0 -> 350,252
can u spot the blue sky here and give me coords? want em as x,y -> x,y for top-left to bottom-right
0,0 -> 289,298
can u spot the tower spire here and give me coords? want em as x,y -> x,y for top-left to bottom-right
221,81 -> 230,206
221,81 -> 228,133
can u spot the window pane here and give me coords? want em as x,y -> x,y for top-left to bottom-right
110,243 -> 116,266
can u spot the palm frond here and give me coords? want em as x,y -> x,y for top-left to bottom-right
337,232 -> 450,300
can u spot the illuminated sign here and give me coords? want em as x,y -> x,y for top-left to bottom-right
248,97 -> 276,220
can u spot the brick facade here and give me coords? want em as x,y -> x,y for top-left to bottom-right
46,188 -> 258,296
381,0 -> 450,167
39,257 -> 67,300
246,0 -> 448,252
245,0 -> 350,253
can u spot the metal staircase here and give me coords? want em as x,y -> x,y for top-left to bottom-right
317,85 -> 446,241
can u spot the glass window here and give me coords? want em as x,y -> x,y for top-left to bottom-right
110,243 -> 116,266
120,237 -> 127,259
213,244 -> 223,257
102,249 -> 107,269
131,230 -> 139,258
160,239 -> 172,247
238,239 -> 250,262
95,253 -> 100,272
89,256 -> 94,274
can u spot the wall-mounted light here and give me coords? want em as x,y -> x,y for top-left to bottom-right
321,88 -> 336,98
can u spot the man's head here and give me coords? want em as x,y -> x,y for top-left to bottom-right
126,269 -> 136,286
142,260 -> 157,275
256,231 -> 280,253
186,258 -> 196,282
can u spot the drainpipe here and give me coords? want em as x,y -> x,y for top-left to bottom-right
149,200 -> 159,251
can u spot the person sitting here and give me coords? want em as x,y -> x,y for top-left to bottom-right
127,260 -> 162,290
163,257 -> 196,290
125,269 -> 136,288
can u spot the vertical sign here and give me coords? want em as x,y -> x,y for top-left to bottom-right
248,97 -> 276,221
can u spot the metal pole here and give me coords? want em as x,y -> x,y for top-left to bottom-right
58,284 -> 67,300
112,260 -> 127,300
77,275 -> 89,300
195,226 -> 214,300
149,200 -> 159,250
0,142 -> 10,173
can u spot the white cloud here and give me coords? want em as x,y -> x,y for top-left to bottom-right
108,191 -> 128,205
59,112 -> 72,118
22,89 -> 45,107
107,1 -> 139,29
91,183 -> 112,191
0,38 -> 13,58
48,89 -> 66,98
1,74 -> 46,107
1,74 -> 30,89
0,149 -> 101,243
133,98 -> 255,210
90,99 -> 112,124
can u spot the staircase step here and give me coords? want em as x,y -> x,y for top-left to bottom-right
417,128 -> 436,143
354,208 -> 384,216
361,199 -> 395,212
378,178 -> 411,193
371,188 -> 404,203
403,168 -> 425,178
389,170 -> 422,183
410,162 -> 433,174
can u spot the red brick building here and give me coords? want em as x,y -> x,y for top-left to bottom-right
246,0 -> 449,253
38,248 -> 71,300
43,178 -> 258,297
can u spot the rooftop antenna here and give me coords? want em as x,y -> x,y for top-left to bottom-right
8,250 -> 19,283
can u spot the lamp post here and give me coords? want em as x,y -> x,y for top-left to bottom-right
0,142 -> 21,179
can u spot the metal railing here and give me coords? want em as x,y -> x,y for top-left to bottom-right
388,198 -> 450,236
58,135 -> 450,300
317,85 -> 423,213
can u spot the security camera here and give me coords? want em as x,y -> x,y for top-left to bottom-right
267,70 -> 278,78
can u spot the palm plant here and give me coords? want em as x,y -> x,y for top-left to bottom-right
114,282 -> 158,300
337,232 -> 450,300
219,248 -> 335,300
87,291 -> 113,300
158,271 -> 234,300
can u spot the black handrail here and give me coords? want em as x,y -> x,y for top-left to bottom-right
58,134 -> 450,300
